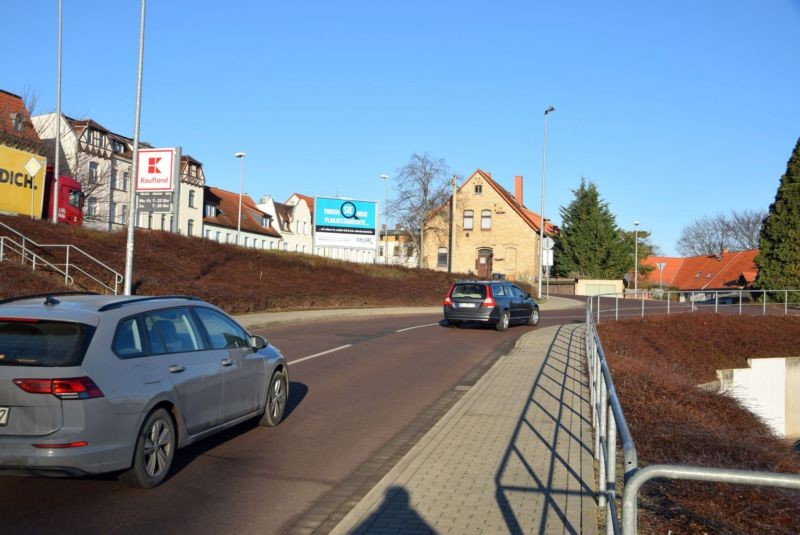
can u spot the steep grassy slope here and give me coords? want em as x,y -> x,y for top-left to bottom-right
0,215 -> 467,313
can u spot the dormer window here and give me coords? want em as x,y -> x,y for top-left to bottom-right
261,215 -> 269,227
10,112 -> 24,132
204,203 -> 217,217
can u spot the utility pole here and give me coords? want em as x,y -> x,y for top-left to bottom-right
448,175 -> 457,272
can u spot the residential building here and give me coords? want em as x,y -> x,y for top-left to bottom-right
641,248 -> 758,301
378,224 -> 418,267
33,113 -> 140,231
0,89 -> 43,154
203,186 -> 281,249
423,170 -> 555,281
257,194 -> 313,253
285,193 -> 313,254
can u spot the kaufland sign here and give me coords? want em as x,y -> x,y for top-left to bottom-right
136,148 -> 175,192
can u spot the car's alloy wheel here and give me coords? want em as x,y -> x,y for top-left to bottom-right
527,307 -> 540,326
120,408 -> 175,488
259,370 -> 287,427
496,311 -> 510,331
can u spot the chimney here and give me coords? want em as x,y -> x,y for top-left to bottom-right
515,175 -> 523,205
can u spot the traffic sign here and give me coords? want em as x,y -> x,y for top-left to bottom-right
543,236 -> 555,250
137,148 -> 175,192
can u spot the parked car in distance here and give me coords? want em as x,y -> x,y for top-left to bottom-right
0,293 -> 288,488
443,280 -> 540,331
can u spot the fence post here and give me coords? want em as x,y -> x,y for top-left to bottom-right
763,290 -> 767,316
615,296 -> 619,321
667,292 -> 671,315
739,290 -> 743,315
65,246 -> 71,285
598,378 -> 608,508
21,236 -> 26,265
597,295 -> 601,324
786,290 -> 789,315
641,295 -> 644,318
715,291 -> 719,314
0,237 -> 4,261
607,411 -> 617,535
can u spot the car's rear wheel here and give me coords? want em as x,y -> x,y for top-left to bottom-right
495,311 -> 510,331
120,407 -> 175,489
259,370 -> 287,427
527,307 -> 540,326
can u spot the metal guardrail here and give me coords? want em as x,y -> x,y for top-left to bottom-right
0,221 -> 123,294
593,289 -> 800,323
585,297 -> 800,534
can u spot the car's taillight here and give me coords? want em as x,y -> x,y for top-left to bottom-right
443,285 -> 455,306
32,441 -> 89,449
482,285 -> 496,308
14,377 -> 104,400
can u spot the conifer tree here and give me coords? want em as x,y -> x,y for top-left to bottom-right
554,179 -> 631,279
755,138 -> 800,293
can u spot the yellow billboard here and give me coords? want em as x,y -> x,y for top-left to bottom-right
0,145 -> 47,218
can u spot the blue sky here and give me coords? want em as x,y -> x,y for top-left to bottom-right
3,1 -> 799,256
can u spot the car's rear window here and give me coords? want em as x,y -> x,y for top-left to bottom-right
0,319 -> 92,367
452,284 -> 487,299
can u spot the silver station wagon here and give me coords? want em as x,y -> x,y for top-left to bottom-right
0,293 -> 288,488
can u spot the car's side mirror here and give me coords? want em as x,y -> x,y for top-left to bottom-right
250,335 -> 268,350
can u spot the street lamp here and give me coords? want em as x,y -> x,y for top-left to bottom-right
234,152 -> 246,246
538,105 -> 555,300
633,220 -> 640,294
380,174 -> 389,264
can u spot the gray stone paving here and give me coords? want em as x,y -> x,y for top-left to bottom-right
331,324 -> 597,535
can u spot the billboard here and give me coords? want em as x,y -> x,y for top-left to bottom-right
137,148 -> 175,192
314,196 -> 378,249
0,146 -> 46,218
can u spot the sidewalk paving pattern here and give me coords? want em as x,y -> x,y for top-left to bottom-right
331,323 -> 597,535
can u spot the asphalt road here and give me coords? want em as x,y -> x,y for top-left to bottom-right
0,308 -> 584,534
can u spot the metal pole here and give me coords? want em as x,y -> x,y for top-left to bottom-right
633,221 -> 639,294
123,0 -> 146,296
449,175 -> 456,271
172,147 -> 182,234
538,106 -> 554,299
381,174 -> 390,264
52,0 -> 63,224
235,152 -> 246,246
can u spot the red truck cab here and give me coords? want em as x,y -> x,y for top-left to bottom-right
45,165 -> 83,225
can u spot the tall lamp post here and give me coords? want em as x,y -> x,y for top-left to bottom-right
234,152 -> 246,246
380,174 -> 389,264
633,220 -> 640,294
538,105 -> 555,300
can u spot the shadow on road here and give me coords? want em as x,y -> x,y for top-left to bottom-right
351,486 -> 435,534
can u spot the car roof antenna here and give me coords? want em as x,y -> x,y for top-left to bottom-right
43,295 -> 61,307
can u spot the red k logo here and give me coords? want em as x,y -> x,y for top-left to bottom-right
147,157 -> 162,174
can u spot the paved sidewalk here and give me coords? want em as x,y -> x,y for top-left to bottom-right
330,323 -> 597,535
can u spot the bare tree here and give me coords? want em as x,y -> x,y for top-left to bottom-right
676,210 -> 766,256
390,153 -> 454,268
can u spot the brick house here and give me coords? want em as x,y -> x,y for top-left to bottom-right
423,169 -> 555,281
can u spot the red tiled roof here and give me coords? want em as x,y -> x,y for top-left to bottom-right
203,186 -> 281,238
289,193 -> 314,212
0,89 -> 42,148
642,249 -> 758,290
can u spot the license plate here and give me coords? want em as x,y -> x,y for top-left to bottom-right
458,303 -> 477,308
0,407 -> 8,426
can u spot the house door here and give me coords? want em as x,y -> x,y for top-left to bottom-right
476,248 -> 493,279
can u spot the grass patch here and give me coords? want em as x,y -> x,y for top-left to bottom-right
598,314 -> 800,534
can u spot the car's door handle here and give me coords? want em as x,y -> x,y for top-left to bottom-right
220,358 -> 233,367
168,365 -> 185,374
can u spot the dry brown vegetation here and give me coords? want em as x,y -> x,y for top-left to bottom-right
599,314 -> 800,534
0,214 -> 471,313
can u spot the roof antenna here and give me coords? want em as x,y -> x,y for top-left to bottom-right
43,295 -> 61,307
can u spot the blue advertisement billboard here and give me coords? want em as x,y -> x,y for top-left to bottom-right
314,196 -> 378,249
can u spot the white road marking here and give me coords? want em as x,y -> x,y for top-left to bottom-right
289,344 -> 353,365
396,322 -> 440,333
